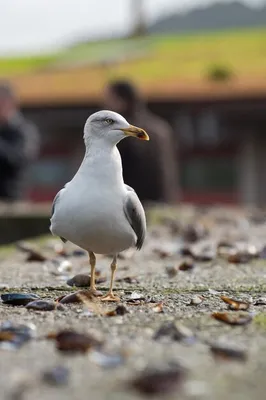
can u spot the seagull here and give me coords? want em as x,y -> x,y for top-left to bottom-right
50,110 -> 149,301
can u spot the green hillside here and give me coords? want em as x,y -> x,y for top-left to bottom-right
0,28 -> 265,83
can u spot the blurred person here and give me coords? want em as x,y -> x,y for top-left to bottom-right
103,80 -> 178,203
0,81 -> 40,201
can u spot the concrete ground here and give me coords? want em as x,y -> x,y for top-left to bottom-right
1,206 -> 266,400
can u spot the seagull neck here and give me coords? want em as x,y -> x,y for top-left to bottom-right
83,138 -> 118,160
78,140 -> 123,184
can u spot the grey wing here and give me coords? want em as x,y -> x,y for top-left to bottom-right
50,186 -> 67,243
123,186 -> 146,250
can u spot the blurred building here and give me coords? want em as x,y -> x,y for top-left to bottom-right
9,71 -> 266,206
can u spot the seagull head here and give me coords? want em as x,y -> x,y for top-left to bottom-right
83,110 -> 149,146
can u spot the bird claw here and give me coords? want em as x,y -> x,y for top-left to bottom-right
101,293 -> 120,302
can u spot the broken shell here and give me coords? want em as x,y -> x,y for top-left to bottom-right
0,321 -> 36,349
90,350 -> 125,368
57,260 -> 72,273
26,300 -> 65,311
48,330 -> 102,353
106,304 -> 129,317
43,366 -> 69,385
178,260 -> 194,271
130,363 -> 186,395
16,241 -> 47,262
220,296 -> 250,311
210,343 -> 247,362
189,295 -> 204,306
1,293 -> 40,306
254,297 -> 266,305
152,303 -> 164,313
212,312 -> 253,326
58,290 -> 97,304
153,321 -> 195,344
165,266 -> 178,278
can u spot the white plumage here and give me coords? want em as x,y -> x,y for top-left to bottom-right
50,110 -> 149,301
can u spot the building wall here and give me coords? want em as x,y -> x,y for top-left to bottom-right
22,98 -> 266,205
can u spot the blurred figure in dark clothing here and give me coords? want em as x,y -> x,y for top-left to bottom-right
0,82 -> 40,201
103,80 -> 178,203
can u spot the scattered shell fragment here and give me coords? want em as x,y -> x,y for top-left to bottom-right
67,274 -> 90,287
210,343 -> 247,362
152,302 -> 164,313
57,290 -> 100,304
129,292 -> 145,301
116,276 -> 140,284
178,260 -> 194,271
26,300 -> 65,311
67,273 -> 106,287
221,296 -> 250,311
1,293 -> 40,306
153,321 -> 195,344
0,321 -> 36,349
130,363 -> 186,395
16,241 -> 47,262
165,266 -> 178,278
90,350 -> 125,368
47,330 -> 102,353
43,366 -> 69,385
57,260 -> 72,273
189,295 -> 204,306
54,243 -> 68,257
212,312 -> 252,326
106,304 -> 129,317
254,297 -> 266,306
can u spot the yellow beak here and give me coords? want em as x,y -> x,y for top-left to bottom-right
121,125 -> 149,141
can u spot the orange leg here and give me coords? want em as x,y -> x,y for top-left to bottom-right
88,251 -> 102,297
101,255 -> 120,302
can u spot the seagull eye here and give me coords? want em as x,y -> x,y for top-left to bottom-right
105,118 -> 114,125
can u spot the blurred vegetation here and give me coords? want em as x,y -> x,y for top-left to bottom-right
206,65 -> 234,82
0,28 -> 265,84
